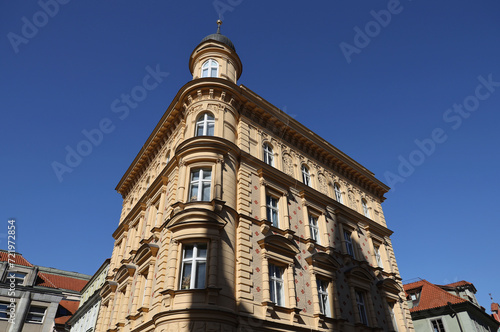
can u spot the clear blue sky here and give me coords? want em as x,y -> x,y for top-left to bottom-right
1,0 -> 499,311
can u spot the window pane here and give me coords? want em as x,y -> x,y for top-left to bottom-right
181,263 -> 192,289
207,123 -> 214,135
195,262 -> 206,288
202,68 -> 208,78
190,184 -> 199,201
196,244 -> 207,257
191,170 -> 200,181
26,314 -> 43,323
270,278 -> 276,303
276,280 -> 283,306
202,170 -> 211,180
184,245 -> 194,259
273,213 -> 279,227
196,124 -> 204,136
211,68 -> 217,77
202,183 -> 211,201
29,307 -> 46,314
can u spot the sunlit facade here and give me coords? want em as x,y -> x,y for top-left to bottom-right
96,23 -> 413,332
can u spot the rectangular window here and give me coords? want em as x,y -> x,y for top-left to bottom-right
269,264 -> 285,306
189,169 -> 211,202
431,318 -> 446,332
266,195 -> 279,227
317,279 -> 331,317
355,291 -> 368,325
180,243 -> 207,290
309,215 -> 320,244
25,306 -> 46,324
390,303 -> 399,332
344,231 -> 355,258
8,271 -> 26,286
0,302 -> 9,321
375,246 -> 383,268
140,272 -> 148,307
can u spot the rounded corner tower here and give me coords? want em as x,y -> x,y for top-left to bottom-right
189,20 -> 243,84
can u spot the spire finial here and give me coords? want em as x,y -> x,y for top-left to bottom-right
216,20 -> 222,34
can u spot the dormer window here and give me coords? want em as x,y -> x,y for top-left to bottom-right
408,291 -> 420,308
8,271 -> 26,286
201,59 -> 218,78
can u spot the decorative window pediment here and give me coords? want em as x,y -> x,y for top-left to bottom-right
115,264 -> 137,284
377,278 -> 403,296
305,252 -> 340,273
258,234 -> 299,258
345,266 -> 374,286
133,243 -> 160,266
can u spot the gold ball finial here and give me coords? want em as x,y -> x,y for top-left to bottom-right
216,20 -> 222,34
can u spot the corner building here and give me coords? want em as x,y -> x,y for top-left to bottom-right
96,25 -> 414,332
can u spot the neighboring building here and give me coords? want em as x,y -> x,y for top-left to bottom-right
96,22 -> 413,332
67,259 -> 110,332
492,302 -> 500,323
0,250 -> 90,332
404,279 -> 499,332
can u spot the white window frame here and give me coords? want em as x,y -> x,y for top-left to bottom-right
179,243 -> 208,290
201,59 -> 218,78
431,318 -> 446,332
195,113 -> 215,136
334,183 -> 343,203
266,195 -> 280,227
301,165 -> 311,186
25,305 -> 46,324
344,230 -> 355,258
188,168 -> 212,202
263,143 -> 274,166
375,246 -> 383,268
309,215 -> 320,245
355,290 -> 368,325
317,278 -> 331,317
8,271 -> 26,286
269,263 -> 285,306
362,199 -> 370,218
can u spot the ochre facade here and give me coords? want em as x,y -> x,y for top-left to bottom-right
96,27 -> 414,332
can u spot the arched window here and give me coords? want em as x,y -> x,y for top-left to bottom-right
195,113 -> 215,136
301,165 -> 311,186
201,59 -> 218,78
263,143 -> 274,166
334,183 -> 343,204
362,199 -> 369,218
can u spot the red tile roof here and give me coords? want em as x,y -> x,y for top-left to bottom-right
444,280 -> 474,288
36,272 -> 88,292
0,251 -> 33,267
55,300 -> 80,325
404,280 -> 467,313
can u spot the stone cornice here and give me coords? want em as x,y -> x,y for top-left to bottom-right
115,78 -> 389,201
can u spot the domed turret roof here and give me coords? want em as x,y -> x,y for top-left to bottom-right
199,20 -> 236,51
